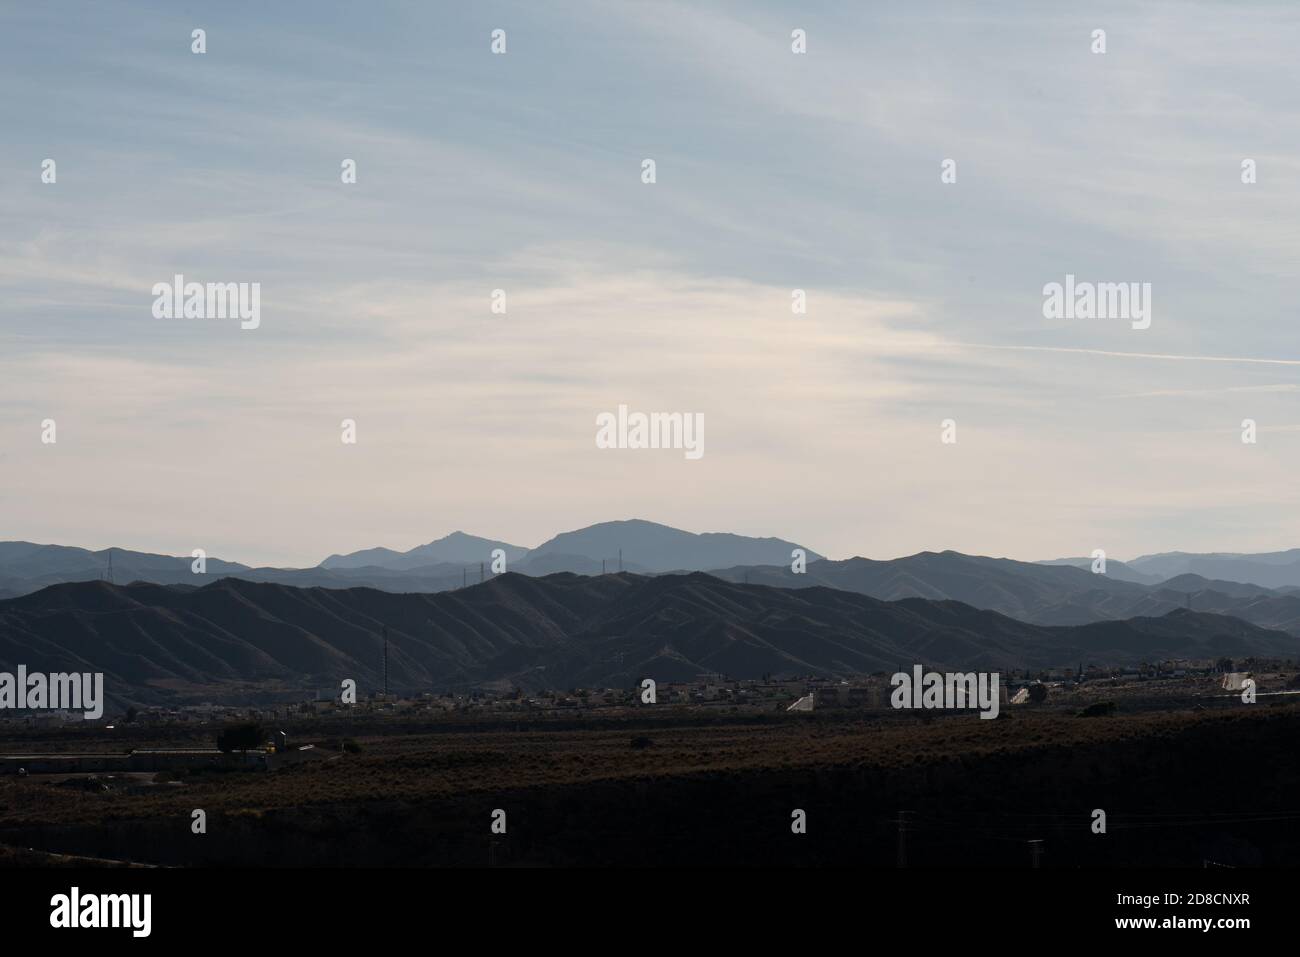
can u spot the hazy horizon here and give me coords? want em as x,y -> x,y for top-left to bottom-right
5,517 -> 1298,571
5,1 -> 1300,567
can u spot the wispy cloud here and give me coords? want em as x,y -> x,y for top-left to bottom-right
2,1 -> 1300,563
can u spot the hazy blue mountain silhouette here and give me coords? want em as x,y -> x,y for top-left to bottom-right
1124,549 -> 1300,589
710,552 -> 1300,634
5,532 -> 1300,634
321,531 -> 529,569
525,519 -> 821,572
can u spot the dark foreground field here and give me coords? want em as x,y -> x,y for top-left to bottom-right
0,701 -> 1296,867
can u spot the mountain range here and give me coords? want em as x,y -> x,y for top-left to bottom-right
1051,549 -> 1300,590
0,520 -> 819,599
320,531 -> 530,570
5,522 -> 1300,641
1,572 -> 1291,708
709,552 -> 1300,635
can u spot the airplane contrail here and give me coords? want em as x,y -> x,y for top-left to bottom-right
961,344 -> 1300,366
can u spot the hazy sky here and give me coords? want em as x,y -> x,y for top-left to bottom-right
3,1 -> 1300,567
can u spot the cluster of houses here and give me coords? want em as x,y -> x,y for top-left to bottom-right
2,658 -> 1290,729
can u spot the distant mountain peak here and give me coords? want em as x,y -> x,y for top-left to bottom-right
320,532 -> 529,570
524,520 -> 823,573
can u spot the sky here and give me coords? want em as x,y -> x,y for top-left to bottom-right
2,1 -> 1300,567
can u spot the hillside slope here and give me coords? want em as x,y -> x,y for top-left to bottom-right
0,573 -> 1292,707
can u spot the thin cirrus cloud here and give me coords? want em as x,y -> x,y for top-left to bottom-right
0,1 -> 1298,565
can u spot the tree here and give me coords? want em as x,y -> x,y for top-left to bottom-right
216,722 -> 264,752
124,706 -> 138,723
1027,683 -> 1048,704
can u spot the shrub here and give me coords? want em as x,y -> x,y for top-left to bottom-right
216,721 -> 264,752
1079,701 -> 1117,718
